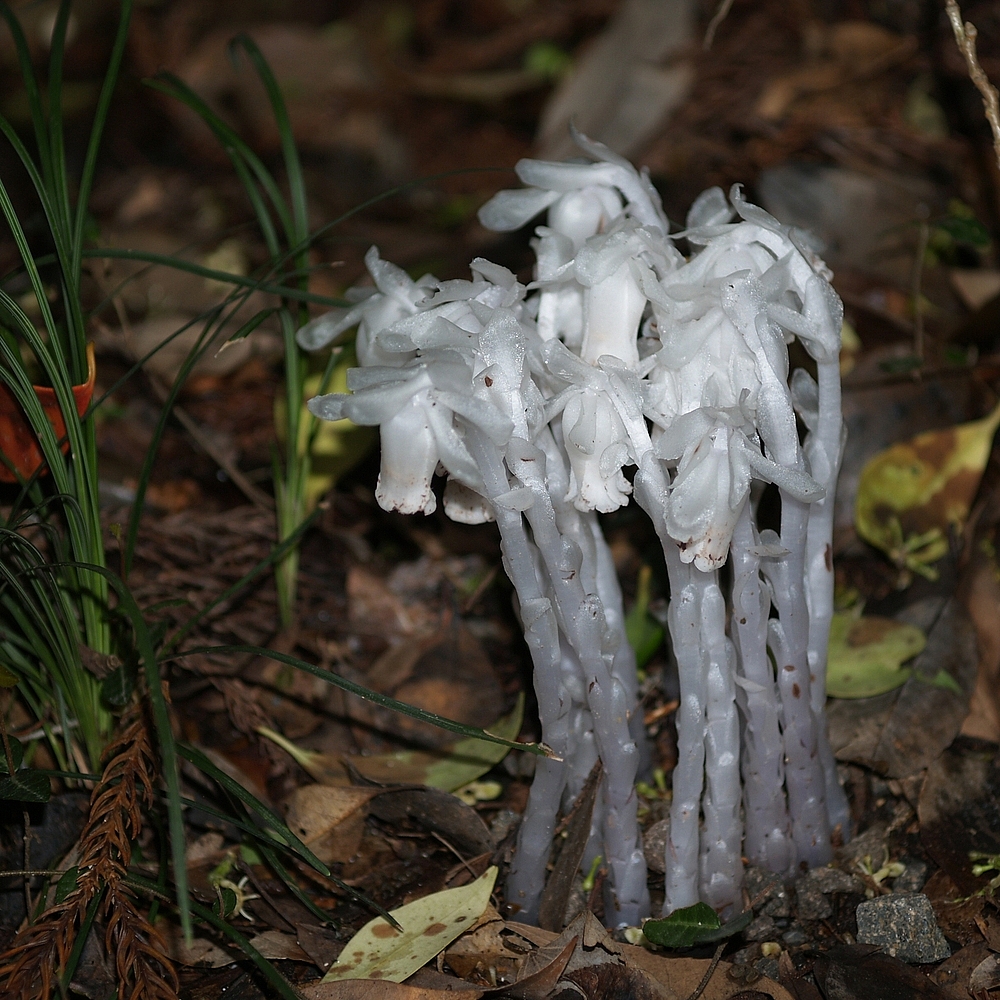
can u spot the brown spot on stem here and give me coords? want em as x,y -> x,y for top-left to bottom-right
792,683 -> 801,698
784,664 -> 795,672
484,375 -> 493,387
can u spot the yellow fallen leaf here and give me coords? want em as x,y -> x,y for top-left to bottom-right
261,696 -> 524,793
826,612 -> 926,698
855,400 -> 1000,577
322,867 -> 497,983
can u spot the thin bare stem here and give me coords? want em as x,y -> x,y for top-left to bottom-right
946,0 -> 1000,172
704,0 -> 736,50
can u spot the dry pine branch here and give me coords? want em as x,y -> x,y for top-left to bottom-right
0,705 -> 178,1000
946,0 -> 1000,172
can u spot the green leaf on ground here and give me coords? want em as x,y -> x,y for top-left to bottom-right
321,865 -> 497,983
641,902 -> 721,948
350,695 -> 524,791
827,612 -> 926,698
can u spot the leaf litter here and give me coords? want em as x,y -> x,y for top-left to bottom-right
9,0 -> 1000,998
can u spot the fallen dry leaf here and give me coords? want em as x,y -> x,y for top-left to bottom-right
919,739 -> 1000,896
322,866 -> 498,983
245,930 -> 312,964
369,787 -> 495,857
284,785 -> 381,864
303,983 -> 482,1000
814,945 -> 953,1000
827,597 -> 977,777
622,946 -> 794,1000
159,922 -> 234,969
445,905 -> 524,980
960,549 -> 1000,743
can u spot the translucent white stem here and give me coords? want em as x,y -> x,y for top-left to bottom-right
662,546 -> 705,913
764,494 -> 831,867
731,505 -> 795,875
466,428 -> 569,923
697,575 -> 743,913
805,358 -> 850,840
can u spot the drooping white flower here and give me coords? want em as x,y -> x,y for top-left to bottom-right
297,246 -> 435,367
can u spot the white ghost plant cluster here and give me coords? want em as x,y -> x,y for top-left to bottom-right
300,133 -> 849,926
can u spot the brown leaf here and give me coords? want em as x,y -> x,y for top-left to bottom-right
622,946 -> 795,1000
538,760 -> 603,932
814,945 -> 955,999
297,924 -> 346,976
919,739 -> 1000,895
302,983 -> 483,1000
245,930 -> 312,964
284,785 -> 381,864
517,912 -> 623,981
501,937 -> 576,1000
564,962 -> 664,1000
960,551 -> 1000,743
369,787 -> 494,857
930,942 -> 992,999
923,870 -> 986,948
445,906 -> 524,981
827,597 -> 977,777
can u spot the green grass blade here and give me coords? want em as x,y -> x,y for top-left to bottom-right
0,4 -> 52,180
228,35 -> 307,248
171,644 -> 544,755
176,743 -> 331,875
126,874 -> 301,1000
144,74 -> 292,239
81,247 -> 343,307
71,0 -> 133,297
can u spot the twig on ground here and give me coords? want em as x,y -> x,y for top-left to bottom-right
946,0 -> 1000,172
684,941 -> 727,1000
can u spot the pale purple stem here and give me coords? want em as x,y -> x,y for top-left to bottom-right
731,505 -> 795,875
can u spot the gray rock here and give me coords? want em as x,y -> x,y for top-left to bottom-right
730,945 -> 760,966
837,823 -> 888,868
744,914 -> 778,943
643,818 -> 670,875
795,881 -> 833,921
745,866 -> 790,917
855,893 -> 951,963
805,866 -> 866,895
782,923 -> 810,947
892,858 -> 928,894
754,957 -> 781,982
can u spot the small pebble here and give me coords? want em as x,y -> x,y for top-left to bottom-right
781,923 -> 809,947
795,881 -> 832,921
855,893 -> 951,963
744,915 -> 777,942
642,818 -> 670,875
804,866 -> 866,895
745,866 -> 790,917
892,858 -> 928,894
730,945 -> 760,966
754,956 -> 781,982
